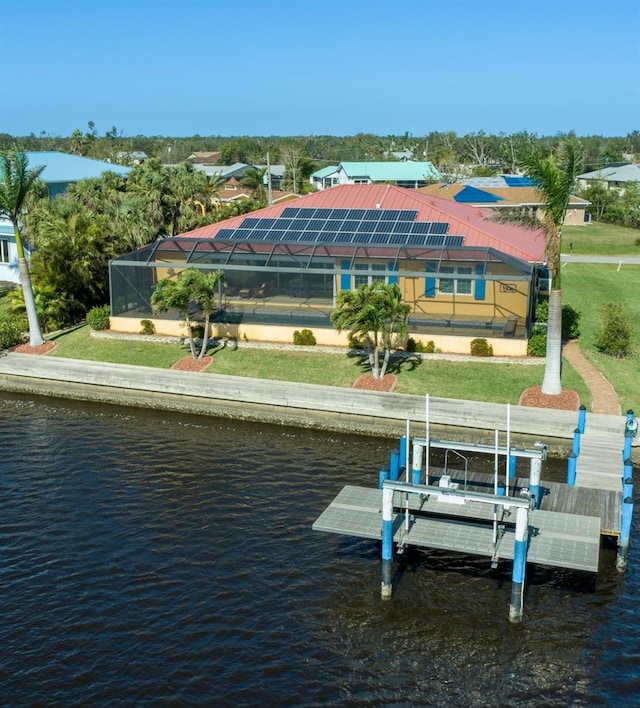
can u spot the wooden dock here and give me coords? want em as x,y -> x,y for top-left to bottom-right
575,429 -> 625,492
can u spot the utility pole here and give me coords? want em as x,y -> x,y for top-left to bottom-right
266,150 -> 273,206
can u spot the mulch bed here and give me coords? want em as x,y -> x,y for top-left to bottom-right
170,355 -> 214,372
13,341 -> 58,355
352,372 -> 398,392
518,386 -> 580,411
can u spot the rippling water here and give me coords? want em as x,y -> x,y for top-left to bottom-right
0,392 -> 638,706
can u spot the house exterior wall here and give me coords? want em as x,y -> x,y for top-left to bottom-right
108,315 -> 528,356
0,221 -> 28,284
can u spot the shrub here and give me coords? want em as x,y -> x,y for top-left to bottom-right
348,333 -> 366,350
527,327 -> 547,357
534,300 -> 581,339
470,338 -> 493,357
191,323 -> 205,339
140,319 -> 156,335
293,328 -> 317,346
86,305 -> 110,331
406,337 -> 435,353
595,302 -> 633,357
0,314 -> 27,350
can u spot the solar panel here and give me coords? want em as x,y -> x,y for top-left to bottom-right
281,207 -> 300,218
345,209 -> 364,220
304,231 -> 321,242
329,208 -> 349,219
379,209 -> 399,221
313,208 -> 333,219
369,232 -> 390,244
410,222 -> 431,235
216,229 -> 236,239
374,221 -> 391,233
321,219 -> 342,232
357,220 -> 377,233
429,222 -> 449,235
282,231 -> 300,241
398,210 -> 419,221
340,220 -> 360,232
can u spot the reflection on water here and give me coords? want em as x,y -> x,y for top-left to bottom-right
0,393 -> 637,706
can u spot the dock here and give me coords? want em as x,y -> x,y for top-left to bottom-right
313,404 -> 637,622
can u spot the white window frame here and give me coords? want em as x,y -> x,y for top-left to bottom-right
0,239 -> 9,264
438,265 -> 473,295
353,262 -> 387,287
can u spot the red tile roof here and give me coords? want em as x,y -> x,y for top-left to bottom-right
179,184 -> 546,262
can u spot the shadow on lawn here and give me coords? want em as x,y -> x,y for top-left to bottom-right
348,349 -> 423,375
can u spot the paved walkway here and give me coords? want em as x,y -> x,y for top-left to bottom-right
563,340 -> 621,415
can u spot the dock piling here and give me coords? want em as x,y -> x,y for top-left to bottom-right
529,458 -> 542,509
572,428 -> 581,457
390,451 -> 400,481
567,452 -> 577,486
578,405 -> 586,434
509,505 -> 529,623
617,460 -> 634,572
381,486 -> 394,599
411,442 -> 423,485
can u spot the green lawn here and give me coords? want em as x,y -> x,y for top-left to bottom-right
563,263 -> 640,413
48,326 -> 590,406
0,286 -> 15,317
562,222 -> 640,256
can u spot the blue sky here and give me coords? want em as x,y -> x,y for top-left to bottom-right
2,0 -> 639,138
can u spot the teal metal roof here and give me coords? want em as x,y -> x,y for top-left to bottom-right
24,151 -> 131,184
311,165 -> 339,178
339,161 -> 441,182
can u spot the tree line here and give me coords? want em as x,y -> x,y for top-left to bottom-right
2,124 -> 639,174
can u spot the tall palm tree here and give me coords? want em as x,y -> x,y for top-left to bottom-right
239,167 -> 266,206
0,151 -> 45,346
519,136 -> 582,395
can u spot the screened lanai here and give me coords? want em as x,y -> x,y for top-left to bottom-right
109,235 -> 537,341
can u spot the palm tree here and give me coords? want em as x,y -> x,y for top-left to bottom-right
239,167 -> 266,206
0,151 -> 45,346
151,267 -> 225,360
519,136 -> 583,395
331,281 -> 410,379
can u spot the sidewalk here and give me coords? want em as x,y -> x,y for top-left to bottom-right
563,340 -> 621,415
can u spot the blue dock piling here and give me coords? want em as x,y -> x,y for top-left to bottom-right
399,435 -> 407,479
578,405 -> 586,434
411,442 -> 423,485
572,427 -> 581,457
567,452 -> 577,486
529,458 -> 542,509
508,455 -> 516,481
509,506 -> 529,623
381,486 -> 394,599
389,451 -> 400,481
378,469 -> 389,489
617,460 -> 634,572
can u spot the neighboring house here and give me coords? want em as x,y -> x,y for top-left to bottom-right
577,164 -> 640,194
109,184 -> 547,356
186,151 -> 221,165
116,150 -> 147,165
194,163 -> 286,192
0,151 -> 131,284
418,175 -> 591,226
311,161 -> 442,191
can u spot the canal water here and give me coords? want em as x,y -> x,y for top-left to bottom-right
0,392 -> 638,706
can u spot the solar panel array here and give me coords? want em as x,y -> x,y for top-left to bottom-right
216,208 -> 464,247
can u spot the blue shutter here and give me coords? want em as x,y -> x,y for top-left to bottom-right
388,261 -> 399,285
340,259 -> 351,290
425,263 -> 436,298
474,264 -> 486,301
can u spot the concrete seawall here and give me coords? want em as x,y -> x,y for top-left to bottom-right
0,353 -> 631,455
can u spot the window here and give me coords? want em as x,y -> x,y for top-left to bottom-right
438,266 -> 472,295
0,239 -> 9,264
354,262 -> 387,287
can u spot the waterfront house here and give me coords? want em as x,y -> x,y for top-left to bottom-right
109,184 -> 547,356
311,161 -> 442,191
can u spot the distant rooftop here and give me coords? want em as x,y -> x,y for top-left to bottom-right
25,151 -> 131,184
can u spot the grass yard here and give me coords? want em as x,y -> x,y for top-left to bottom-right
0,286 -> 15,317
562,222 -> 640,256
48,326 -> 590,406
563,263 -> 640,413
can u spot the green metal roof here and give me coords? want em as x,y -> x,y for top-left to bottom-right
339,161 -> 441,182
